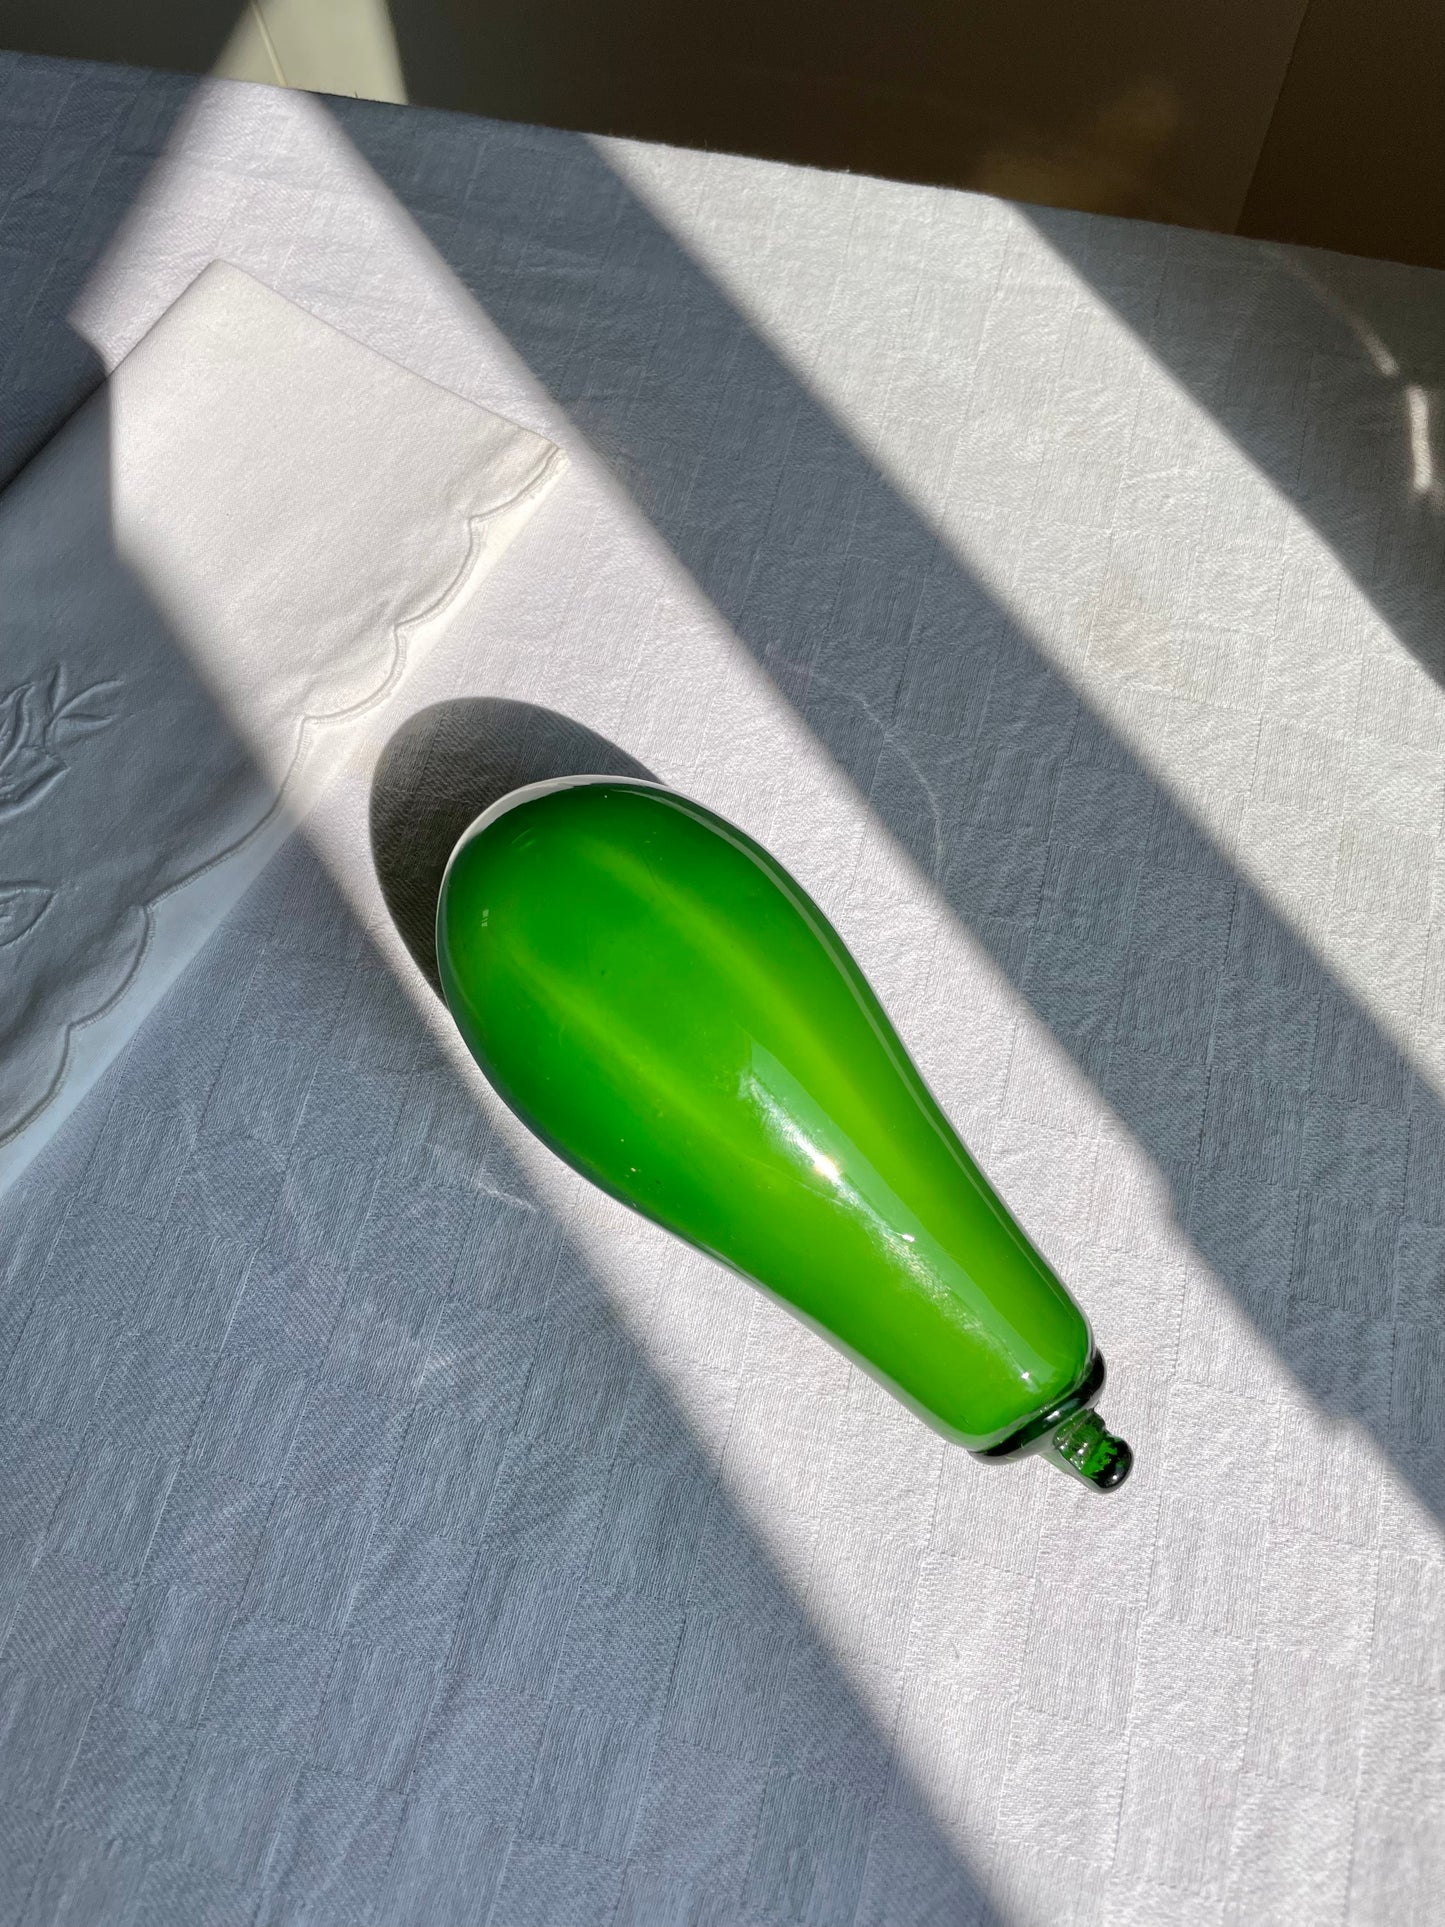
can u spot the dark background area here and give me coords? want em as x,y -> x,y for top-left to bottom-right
0,0 -> 1441,268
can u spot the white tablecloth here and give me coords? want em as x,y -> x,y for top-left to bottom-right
2,50 -> 1443,1927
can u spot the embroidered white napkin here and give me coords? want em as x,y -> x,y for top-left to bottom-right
0,260 -> 564,1191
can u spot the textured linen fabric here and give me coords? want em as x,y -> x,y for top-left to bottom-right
2,51 -> 1445,1927
0,257 -> 562,1192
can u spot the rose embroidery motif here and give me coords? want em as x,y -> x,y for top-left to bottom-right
0,668 -> 120,819
0,884 -> 53,948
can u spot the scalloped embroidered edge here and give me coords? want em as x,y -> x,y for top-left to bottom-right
0,441 -> 565,1157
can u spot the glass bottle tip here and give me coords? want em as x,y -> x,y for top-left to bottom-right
1047,1407 -> 1134,1491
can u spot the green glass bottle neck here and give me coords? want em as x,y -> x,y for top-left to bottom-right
1046,1407 -> 1134,1490
971,1348 -> 1133,1492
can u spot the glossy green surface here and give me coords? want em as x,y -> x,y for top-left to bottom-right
438,778 -> 1095,1453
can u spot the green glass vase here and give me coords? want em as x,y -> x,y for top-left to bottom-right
437,777 -> 1131,1490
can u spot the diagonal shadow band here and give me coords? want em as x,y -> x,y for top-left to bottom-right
334,100 -> 1444,1526
1023,205 -> 1445,689
0,54 -> 226,491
